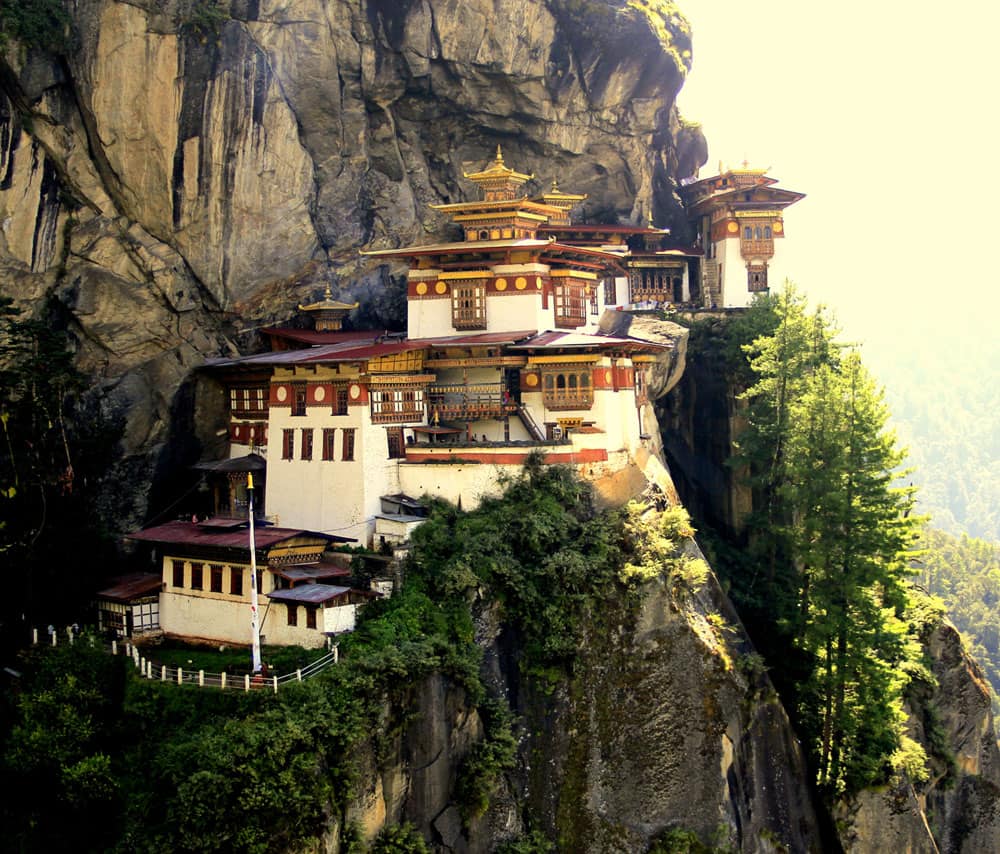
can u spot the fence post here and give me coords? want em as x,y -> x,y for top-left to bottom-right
161,665 -> 166,682
244,674 -> 250,693
32,628 -> 38,645
139,656 -> 145,674
177,667 -> 183,685
221,672 -> 226,691
199,670 -> 205,687
51,630 -> 57,647
67,626 -> 74,645
333,644 -> 338,664
112,639 -> 118,656
296,668 -> 302,682
146,660 -> 152,679
272,675 -> 278,694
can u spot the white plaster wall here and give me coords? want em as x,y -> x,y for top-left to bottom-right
399,461 -> 510,508
719,238 -> 750,308
408,298 -> 452,338
324,604 -> 358,635
486,291 -> 548,333
259,604 -> 328,649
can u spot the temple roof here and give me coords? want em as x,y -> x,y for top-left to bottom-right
462,145 -> 533,185
298,285 -> 359,314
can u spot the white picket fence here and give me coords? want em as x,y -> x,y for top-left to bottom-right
32,624 -> 339,693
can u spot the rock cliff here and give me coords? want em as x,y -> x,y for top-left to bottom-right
0,0 -> 705,528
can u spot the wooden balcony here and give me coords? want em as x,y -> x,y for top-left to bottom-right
427,382 -> 515,421
740,238 -> 774,258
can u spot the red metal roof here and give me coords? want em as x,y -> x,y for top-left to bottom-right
262,328 -> 384,346
96,573 -> 163,603
412,330 -> 537,347
510,331 -> 673,352
127,520 -> 338,550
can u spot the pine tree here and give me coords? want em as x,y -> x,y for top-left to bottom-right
782,352 -> 923,793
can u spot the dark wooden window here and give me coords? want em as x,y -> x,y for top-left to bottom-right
301,428 -> 314,460
287,604 -> 298,626
191,564 -> 203,591
230,567 -> 243,596
553,281 -> 586,328
282,429 -> 294,460
604,278 -> 617,305
332,386 -> 349,416
172,560 -> 184,588
371,387 -> 424,423
210,564 -> 223,593
387,427 -> 404,459
228,386 -> 268,416
254,569 -> 264,595
541,368 -> 594,410
747,267 -> 768,292
292,384 -> 307,416
342,428 -> 356,461
305,607 -> 317,629
451,282 -> 486,329
322,428 -> 337,461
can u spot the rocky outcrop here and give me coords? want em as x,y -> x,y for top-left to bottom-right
836,620 -> 1000,854
474,537 -> 821,853
0,0 -> 706,528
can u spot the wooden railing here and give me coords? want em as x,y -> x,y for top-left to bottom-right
427,382 -> 514,421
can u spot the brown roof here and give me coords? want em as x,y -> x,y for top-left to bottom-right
96,573 -> 162,602
126,520 -> 343,550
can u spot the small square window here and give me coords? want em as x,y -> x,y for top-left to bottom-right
287,604 -> 298,626
230,567 -> 243,596
172,560 -> 184,588
191,564 -> 204,591
342,428 -> 356,461
210,564 -> 223,593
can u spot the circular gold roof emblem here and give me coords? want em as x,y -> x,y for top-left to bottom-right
415,281 -> 428,295
495,278 -> 508,291
515,276 -> 527,290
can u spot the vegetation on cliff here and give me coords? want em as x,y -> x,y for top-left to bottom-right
694,286 -> 929,797
0,298 -> 120,641
918,528 -> 1000,728
1,460 -> 688,851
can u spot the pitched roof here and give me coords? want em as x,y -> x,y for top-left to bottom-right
95,573 -> 163,602
126,520 -> 343,550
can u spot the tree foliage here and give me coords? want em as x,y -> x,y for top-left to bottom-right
0,297 -> 122,634
715,284 -> 928,796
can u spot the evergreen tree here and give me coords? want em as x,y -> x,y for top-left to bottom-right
783,354 -> 923,792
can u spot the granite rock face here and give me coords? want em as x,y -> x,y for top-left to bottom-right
0,0 -> 705,526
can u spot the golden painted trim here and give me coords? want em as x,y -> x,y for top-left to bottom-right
452,211 -> 549,223
438,270 -> 494,280
734,210 -> 783,218
548,269 -> 599,280
528,355 -> 599,365
631,355 -> 658,363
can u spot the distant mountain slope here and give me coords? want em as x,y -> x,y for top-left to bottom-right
862,314 -> 999,543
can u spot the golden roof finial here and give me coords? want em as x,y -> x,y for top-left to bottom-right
551,178 -> 560,192
647,209 -> 655,228
495,144 -> 504,165
742,158 -> 750,169
322,283 -> 333,300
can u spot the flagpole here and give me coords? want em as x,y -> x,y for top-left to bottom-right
247,473 -> 262,673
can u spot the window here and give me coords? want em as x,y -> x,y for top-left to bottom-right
370,387 -> 425,423
301,428 -> 314,460
254,569 -> 263,595
332,386 -> 349,416
305,607 -> 317,629
292,384 -> 307,416
230,567 -> 243,596
764,225 -> 772,239
554,281 -> 586,328
635,366 -> 649,404
590,286 -> 599,316
191,564 -> 203,591
342,428 -> 356,461
228,386 -> 268,416
451,281 -> 486,329
287,604 -> 298,626
748,267 -> 769,292
541,367 -> 594,410
282,429 -> 294,460
210,564 -> 223,593
604,278 -> 617,305
387,427 -> 404,459
743,225 -> 752,240
172,560 -> 184,588
322,428 -> 337,461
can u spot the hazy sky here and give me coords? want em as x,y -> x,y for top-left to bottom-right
677,1 -> 999,360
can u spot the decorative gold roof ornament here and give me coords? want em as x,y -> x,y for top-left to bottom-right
298,284 -> 359,331
463,145 -> 534,201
